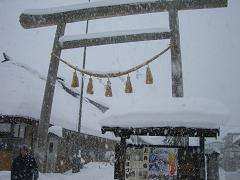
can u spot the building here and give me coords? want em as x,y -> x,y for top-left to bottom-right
0,115 -> 38,170
0,57 -> 116,172
0,115 -> 116,172
222,133 -> 240,171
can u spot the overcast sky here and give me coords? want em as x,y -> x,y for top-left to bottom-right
0,0 -> 239,137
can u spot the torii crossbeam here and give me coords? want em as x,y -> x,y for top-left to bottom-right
20,0 -> 227,29
19,0 -> 228,175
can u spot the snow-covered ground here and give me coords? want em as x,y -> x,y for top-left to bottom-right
220,168 -> 240,180
0,162 -> 114,180
0,162 -> 239,180
1,0 -> 240,138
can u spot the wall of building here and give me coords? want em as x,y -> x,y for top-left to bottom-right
0,119 -> 38,171
48,129 -> 116,173
222,133 -> 240,171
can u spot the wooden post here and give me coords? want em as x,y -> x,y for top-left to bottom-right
37,22 -> 66,172
120,137 -> 127,180
168,6 -> 188,147
200,136 -> 206,180
168,7 -> 184,97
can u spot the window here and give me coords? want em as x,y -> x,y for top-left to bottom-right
14,124 -> 20,137
49,142 -> 54,153
19,124 -> 25,138
0,123 -> 11,132
13,124 -> 25,138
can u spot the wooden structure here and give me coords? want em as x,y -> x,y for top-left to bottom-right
206,150 -> 220,180
222,133 -> 240,171
0,115 -> 116,172
102,126 -> 220,180
46,127 -> 116,173
0,115 -> 38,170
19,0 -> 228,173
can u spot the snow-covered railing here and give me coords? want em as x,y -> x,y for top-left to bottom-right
19,0 -> 227,29
59,28 -> 171,49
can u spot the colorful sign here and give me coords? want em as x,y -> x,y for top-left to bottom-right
149,148 -> 177,179
125,147 -> 178,180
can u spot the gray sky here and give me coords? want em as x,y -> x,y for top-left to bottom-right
0,0 -> 239,137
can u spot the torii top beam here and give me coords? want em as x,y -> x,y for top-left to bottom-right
20,0 -> 227,29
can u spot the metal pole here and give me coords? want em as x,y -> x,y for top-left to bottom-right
78,0 -> 90,133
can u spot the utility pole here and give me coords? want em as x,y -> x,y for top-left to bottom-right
78,0 -> 90,133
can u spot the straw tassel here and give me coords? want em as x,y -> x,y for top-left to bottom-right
146,66 -> 153,84
87,77 -> 94,94
105,79 -> 112,97
71,71 -> 79,87
125,75 -> 133,93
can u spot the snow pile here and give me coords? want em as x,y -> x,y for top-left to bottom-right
1,163 -> 239,180
48,125 -> 63,138
0,162 -> 114,180
43,162 -> 113,180
101,97 -> 230,129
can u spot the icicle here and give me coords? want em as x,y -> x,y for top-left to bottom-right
71,71 -> 79,88
146,66 -> 153,84
87,77 -> 94,94
125,75 -> 133,93
105,79 -> 112,97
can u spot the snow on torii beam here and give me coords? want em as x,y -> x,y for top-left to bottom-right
20,0 -> 227,29
59,28 -> 171,49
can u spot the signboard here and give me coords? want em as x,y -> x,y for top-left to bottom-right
125,147 -> 178,180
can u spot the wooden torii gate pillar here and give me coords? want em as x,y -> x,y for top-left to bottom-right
19,0 -> 228,173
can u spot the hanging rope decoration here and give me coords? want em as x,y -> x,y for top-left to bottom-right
52,44 -> 172,97
71,70 -> 79,87
87,76 -> 94,95
125,75 -> 133,93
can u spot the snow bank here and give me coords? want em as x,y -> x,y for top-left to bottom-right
48,125 -> 63,138
0,162 -> 114,180
1,163 -> 239,180
100,97 -> 230,129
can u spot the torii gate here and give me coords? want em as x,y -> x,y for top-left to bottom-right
19,0 -> 228,173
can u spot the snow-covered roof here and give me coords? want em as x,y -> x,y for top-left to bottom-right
0,60 -> 116,140
100,97 -> 230,129
48,125 -> 63,138
233,135 -> 240,144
